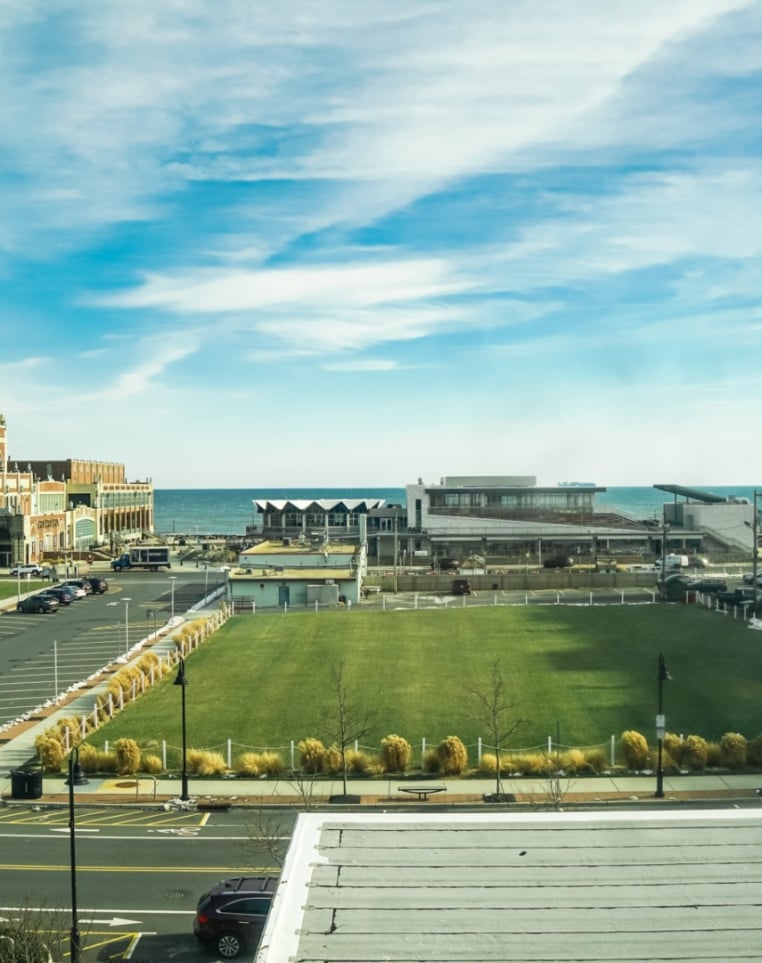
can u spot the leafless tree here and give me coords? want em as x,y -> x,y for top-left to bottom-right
328,660 -> 374,798
469,659 -> 525,801
0,903 -> 68,963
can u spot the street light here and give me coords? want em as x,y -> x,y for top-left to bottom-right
122,597 -> 131,655
174,656 -> 190,801
66,746 -> 89,963
169,576 -> 177,621
655,653 -> 671,798
753,491 -> 760,615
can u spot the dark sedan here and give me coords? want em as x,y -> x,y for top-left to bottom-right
17,595 -> 59,613
37,587 -> 76,606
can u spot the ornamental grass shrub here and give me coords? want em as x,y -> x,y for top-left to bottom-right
720,731 -> 747,769
583,747 -> 607,772
621,730 -> 650,769
298,738 -> 325,773
435,735 -> 468,775
324,744 -> 343,773
346,749 -> 378,775
518,752 -> 553,775
423,748 -> 440,773
560,748 -> 587,773
478,752 -> 497,775
35,733 -> 65,772
683,734 -> 708,770
706,741 -> 722,767
380,734 -> 412,772
663,732 -> 685,766
77,745 -> 117,773
141,753 -> 163,774
186,749 -> 227,776
115,737 -> 141,775
236,751 -> 284,777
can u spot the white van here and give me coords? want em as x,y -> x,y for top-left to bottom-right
655,554 -> 690,570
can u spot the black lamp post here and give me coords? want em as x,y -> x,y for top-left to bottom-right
174,656 -> 190,801
67,746 -> 89,963
655,653 -> 671,798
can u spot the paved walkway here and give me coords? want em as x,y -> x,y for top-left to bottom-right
2,581 -> 762,809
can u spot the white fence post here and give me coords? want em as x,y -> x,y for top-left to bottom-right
290,740 -> 295,770
227,739 -> 232,768
162,740 -> 167,770
610,734 -> 616,767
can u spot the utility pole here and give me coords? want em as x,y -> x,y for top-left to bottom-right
754,491 -> 760,615
393,509 -> 398,594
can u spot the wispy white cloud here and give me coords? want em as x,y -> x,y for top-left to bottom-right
324,359 -> 399,372
2,0 -> 761,484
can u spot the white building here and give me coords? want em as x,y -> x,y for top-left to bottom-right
228,538 -> 366,610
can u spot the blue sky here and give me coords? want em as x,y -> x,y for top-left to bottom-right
2,0 -> 761,488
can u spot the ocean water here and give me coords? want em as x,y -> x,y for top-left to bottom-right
154,485 -> 759,536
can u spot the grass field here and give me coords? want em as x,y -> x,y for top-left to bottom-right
86,604 -> 762,759
0,578 -> 47,601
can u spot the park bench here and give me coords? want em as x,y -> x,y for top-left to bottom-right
397,785 -> 447,801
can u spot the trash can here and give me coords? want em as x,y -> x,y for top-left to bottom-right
9,769 -> 43,800
25,769 -> 43,799
10,769 -> 28,799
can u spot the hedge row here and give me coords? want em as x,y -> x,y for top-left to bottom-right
621,729 -> 762,771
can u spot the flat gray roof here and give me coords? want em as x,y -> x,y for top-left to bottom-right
654,484 -> 729,504
256,809 -> 762,962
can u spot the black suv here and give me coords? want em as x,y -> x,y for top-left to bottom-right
84,576 -> 109,594
193,876 -> 277,958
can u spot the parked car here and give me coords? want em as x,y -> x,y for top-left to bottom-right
543,556 -> 574,569
10,564 -> 43,576
17,594 -> 59,613
193,876 -> 278,959
38,587 -> 75,606
61,583 -> 87,599
84,576 -> 109,594
687,578 -> 727,594
62,579 -> 92,595
742,572 -> 762,586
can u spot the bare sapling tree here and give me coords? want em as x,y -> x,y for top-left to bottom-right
0,903 -> 68,963
329,660 -> 374,799
469,659 -> 525,802
244,807 -> 290,870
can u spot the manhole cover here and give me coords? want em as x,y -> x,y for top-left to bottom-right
164,890 -> 188,900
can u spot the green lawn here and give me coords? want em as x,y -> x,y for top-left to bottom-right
87,605 -> 762,758
0,578 -> 47,601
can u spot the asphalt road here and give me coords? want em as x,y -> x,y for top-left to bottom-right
0,805 -> 294,961
0,571 -> 217,729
